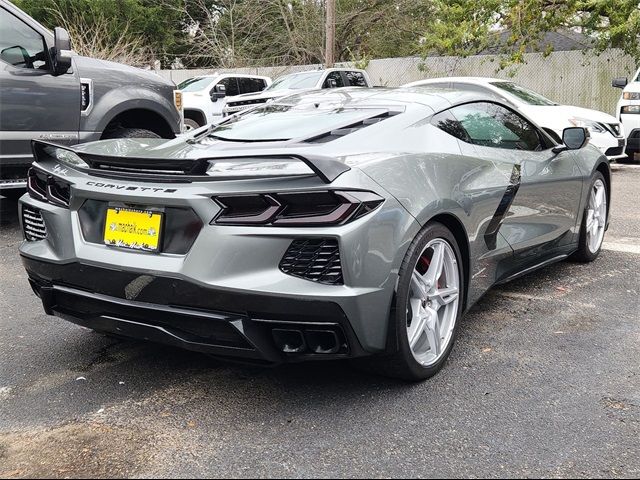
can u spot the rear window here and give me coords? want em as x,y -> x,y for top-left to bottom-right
265,72 -> 324,91
209,104 -> 387,142
490,82 -> 557,106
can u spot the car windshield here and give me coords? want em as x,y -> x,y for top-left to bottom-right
490,82 -> 558,106
178,77 -> 215,92
209,104 -> 386,142
265,72 -> 324,91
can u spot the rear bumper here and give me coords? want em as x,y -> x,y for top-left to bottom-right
625,128 -> 640,156
23,256 -> 369,364
589,131 -> 627,161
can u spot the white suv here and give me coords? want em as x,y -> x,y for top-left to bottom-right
404,77 -> 626,162
178,74 -> 272,131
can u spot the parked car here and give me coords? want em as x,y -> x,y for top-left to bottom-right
20,87 -> 610,381
178,74 -> 272,131
404,77 -> 626,162
613,72 -> 640,162
222,68 -> 372,116
0,0 -> 182,199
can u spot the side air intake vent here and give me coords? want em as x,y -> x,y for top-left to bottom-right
22,206 -> 47,241
306,111 -> 400,143
279,238 -> 343,285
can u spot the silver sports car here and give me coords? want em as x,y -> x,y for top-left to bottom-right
19,87 -> 610,381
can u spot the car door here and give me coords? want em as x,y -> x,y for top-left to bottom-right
446,102 -> 583,258
0,5 -> 80,181
237,76 -> 267,95
208,77 -> 240,121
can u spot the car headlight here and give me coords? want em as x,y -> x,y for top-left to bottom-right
569,118 -> 605,133
206,158 -> 314,178
40,145 -> 90,169
623,92 -> 640,100
621,105 -> 640,114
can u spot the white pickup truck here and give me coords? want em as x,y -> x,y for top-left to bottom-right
222,68 -> 372,116
178,73 -> 272,131
613,71 -> 640,162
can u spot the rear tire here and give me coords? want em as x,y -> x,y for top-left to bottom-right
360,222 -> 465,382
571,172 -> 608,262
102,127 -> 161,139
183,118 -> 201,132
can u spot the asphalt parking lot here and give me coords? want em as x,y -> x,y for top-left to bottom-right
0,164 -> 638,479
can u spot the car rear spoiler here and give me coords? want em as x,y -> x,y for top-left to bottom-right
32,140 -> 351,184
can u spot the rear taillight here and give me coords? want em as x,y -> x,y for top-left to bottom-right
213,190 -> 383,226
27,169 -> 48,202
27,168 -> 71,207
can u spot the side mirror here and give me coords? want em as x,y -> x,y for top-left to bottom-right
0,46 -> 32,68
211,84 -> 226,102
553,127 -> 590,153
612,77 -> 628,89
328,78 -> 338,88
53,27 -> 72,75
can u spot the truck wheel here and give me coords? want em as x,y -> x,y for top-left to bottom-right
183,118 -> 201,132
103,128 -> 161,139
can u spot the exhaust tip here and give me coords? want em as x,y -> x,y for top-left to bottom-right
305,330 -> 340,354
272,329 -> 307,353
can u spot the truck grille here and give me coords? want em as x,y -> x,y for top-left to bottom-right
22,206 -> 47,241
279,238 -> 343,285
227,98 -> 269,108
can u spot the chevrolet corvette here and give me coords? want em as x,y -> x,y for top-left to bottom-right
18,87 -> 611,380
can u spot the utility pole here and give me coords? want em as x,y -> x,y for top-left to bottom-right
325,0 -> 335,67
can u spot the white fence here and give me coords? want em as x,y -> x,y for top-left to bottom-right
158,49 -> 637,115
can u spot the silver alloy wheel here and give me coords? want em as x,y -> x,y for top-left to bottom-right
586,179 -> 607,254
406,238 -> 460,366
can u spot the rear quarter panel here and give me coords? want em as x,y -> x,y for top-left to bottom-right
355,123 -> 517,307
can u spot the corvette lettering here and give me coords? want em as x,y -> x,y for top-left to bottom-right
86,181 -> 177,193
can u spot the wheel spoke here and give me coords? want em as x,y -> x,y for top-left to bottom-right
408,311 -> 428,348
411,271 -> 429,299
424,307 -> 441,356
423,242 -> 445,292
586,211 -> 595,233
432,286 -> 459,307
595,186 -> 605,209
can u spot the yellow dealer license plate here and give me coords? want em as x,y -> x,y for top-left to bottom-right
104,207 -> 163,252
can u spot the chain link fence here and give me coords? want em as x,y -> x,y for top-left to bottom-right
158,49 -> 637,115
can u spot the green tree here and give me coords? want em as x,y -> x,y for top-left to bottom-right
13,0 -> 184,67
418,0 -> 640,67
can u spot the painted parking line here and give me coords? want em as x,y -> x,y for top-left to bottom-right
602,242 -> 640,254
